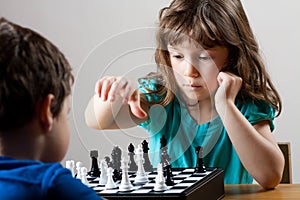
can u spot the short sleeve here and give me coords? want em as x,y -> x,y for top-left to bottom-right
138,76 -> 167,128
138,77 -> 165,103
236,100 -> 276,132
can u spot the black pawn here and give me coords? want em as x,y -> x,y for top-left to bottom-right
195,146 -> 206,173
142,140 -> 153,172
128,143 -> 138,171
165,164 -> 174,186
88,150 -> 100,177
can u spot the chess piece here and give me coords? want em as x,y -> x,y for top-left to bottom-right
113,168 -> 122,182
142,140 -> 153,172
160,135 -> 167,148
195,146 -> 206,173
134,144 -> 148,184
160,135 -> 171,167
88,150 -> 100,177
104,156 -> 113,168
154,163 -> 168,191
105,167 -> 117,189
160,135 -> 173,179
65,160 -> 75,177
99,159 -> 108,185
80,167 -> 89,185
111,146 -> 122,170
128,143 -> 138,172
165,164 -> 174,186
76,161 -> 83,179
110,146 -> 122,182
119,157 -> 134,191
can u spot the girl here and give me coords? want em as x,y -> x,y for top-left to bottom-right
85,0 -> 284,189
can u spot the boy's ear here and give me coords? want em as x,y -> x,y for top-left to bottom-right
39,94 -> 55,132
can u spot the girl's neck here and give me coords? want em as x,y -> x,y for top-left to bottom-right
186,99 -> 218,125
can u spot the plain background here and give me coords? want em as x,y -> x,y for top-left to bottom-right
1,0 -> 300,183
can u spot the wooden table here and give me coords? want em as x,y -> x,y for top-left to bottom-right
224,184 -> 300,199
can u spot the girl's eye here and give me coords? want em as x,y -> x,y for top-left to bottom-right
173,55 -> 183,59
199,56 -> 211,61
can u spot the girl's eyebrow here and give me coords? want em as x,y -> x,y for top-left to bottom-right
167,45 -> 211,54
167,45 -> 178,51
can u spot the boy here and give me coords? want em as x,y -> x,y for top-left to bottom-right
0,18 -> 102,199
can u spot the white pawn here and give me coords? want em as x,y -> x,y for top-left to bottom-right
105,167 -> 117,189
66,160 -> 75,177
134,144 -> 148,184
119,157 -> 133,191
99,159 -> 108,185
76,161 -> 83,179
80,167 -> 89,185
154,163 -> 168,191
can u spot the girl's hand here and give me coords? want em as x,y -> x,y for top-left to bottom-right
95,76 -> 147,119
215,72 -> 242,111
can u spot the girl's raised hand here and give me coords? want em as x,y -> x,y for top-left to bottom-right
215,72 -> 242,109
95,76 -> 147,119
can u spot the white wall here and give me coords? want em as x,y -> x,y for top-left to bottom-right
1,0 -> 299,183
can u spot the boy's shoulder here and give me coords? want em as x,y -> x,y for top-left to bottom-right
0,156 -> 74,198
0,156 -> 67,182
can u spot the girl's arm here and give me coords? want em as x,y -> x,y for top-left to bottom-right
215,72 -> 284,189
85,76 -> 148,130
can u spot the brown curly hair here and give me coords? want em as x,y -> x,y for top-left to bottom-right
147,0 -> 281,115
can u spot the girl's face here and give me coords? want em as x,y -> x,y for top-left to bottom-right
168,41 -> 229,103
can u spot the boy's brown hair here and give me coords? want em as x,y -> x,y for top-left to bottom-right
0,18 -> 74,132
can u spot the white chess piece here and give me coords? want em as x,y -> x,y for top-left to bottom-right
134,144 -> 148,184
154,163 -> 168,191
105,167 -> 117,189
99,159 -> 108,185
80,167 -> 89,185
119,157 -> 134,191
66,160 -> 75,177
76,161 -> 83,179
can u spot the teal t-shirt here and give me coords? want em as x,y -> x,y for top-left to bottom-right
138,79 -> 275,184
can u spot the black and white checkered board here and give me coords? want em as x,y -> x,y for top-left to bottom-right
88,168 -> 224,200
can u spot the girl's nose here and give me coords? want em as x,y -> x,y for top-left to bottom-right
183,60 -> 200,78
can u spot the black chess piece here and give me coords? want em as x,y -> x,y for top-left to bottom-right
111,146 -> 122,171
88,150 -> 101,177
104,156 -> 113,168
111,146 -> 122,182
160,135 -> 173,179
165,164 -> 174,186
160,135 -> 171,168
195,146 -> 206,173
160,134 -> 167,148
112,168 -> 122,182
128,143 -> 138,171
142,140 -> 153,172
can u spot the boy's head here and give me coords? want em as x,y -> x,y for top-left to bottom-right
0,18 -> 74,133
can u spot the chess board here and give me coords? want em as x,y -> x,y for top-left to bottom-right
88,167 -> 224,200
